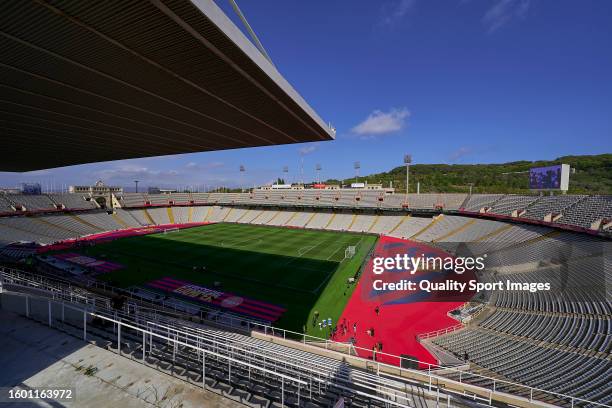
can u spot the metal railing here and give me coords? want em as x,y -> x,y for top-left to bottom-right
1,291 -> 440,407
416,324 -> 465,341
1,266 -> 610,408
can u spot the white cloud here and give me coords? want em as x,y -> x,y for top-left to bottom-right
92,164 -> 182,183
448,147 -> 473,162
482,0 -> 530,33
378,0 -> 416,27
351,108 -> 410,137
298,144 -> 318,156
185,161 -> 224,170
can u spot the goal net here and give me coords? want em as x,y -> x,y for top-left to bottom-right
344,245 -> 356,259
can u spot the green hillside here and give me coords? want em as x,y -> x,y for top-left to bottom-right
325,154 -> 612,194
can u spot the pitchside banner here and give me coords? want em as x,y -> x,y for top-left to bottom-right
148,277 -> 286,322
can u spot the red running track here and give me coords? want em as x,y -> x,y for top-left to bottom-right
332,235 -> 475,368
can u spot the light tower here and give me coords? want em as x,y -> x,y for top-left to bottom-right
300,155 -> 304,186
316,163 -> 322,184
353,161 -> 360,184
239,165 -> 245,192
134,180 -> 139,193
404,154 -> 412,200
282,165 -> 288,185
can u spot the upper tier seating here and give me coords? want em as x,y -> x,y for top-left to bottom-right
49,193 -> 98,210
9,195 -> 56,211
557,195 -> 612,229
489,195 -> 541,216
523,195 -> 587,221
0,196 -> 14,213
461,194 -> 504,212
115,192 -> 612,232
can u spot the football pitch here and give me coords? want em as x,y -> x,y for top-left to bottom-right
77,223 -> 378,334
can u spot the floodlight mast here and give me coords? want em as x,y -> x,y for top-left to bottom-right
316,164 -> 322,184
282,165 -> 288,185
404,154 -> 412,201
239,165 -> 245,192
134,180 -> 139,193
300,155 -> 304,186
354,161 -> 360,184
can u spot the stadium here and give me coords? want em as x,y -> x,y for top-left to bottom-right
0,1 -> 610,408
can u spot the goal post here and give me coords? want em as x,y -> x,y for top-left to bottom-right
344,245 -> 356,259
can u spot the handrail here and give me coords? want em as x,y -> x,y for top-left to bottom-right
416,324 -> 464,340
1,266 -> 610,408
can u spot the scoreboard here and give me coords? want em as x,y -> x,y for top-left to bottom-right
529,164 -> 570,191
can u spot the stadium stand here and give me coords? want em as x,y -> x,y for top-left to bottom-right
8,194 -> 56,211
430,329 -> 610,404
0,222 -> 49,246
126,209 -> 154,226
413,215 -> 471,241
0,196 -> 15,213
49,193 -> 98,210
404,194 -> 468,210
415,218 -> 610,407
369,214 -> 404,235
488,194 -> 541,216
523,194 -> 587,221
326,211 -> 355,230
147,207 -> 172,225
461,194 -> 504,212
0,196 -> 609,408
120,193 -> 148,208
557,195 -> 612,230
0,216 -> 75,242
267,209 -> 295,226
205,206 -> 232,223
285,210 -> 312,227
172,207 -> 190,224
112,192 -> 612,231
223,208 -> 248,223
0,268 -> 462,408
74,212 -> 121,232
112,209 -> 143,228
41,214 -> 100,236
191,206 -> 208,223
251,209 -> 279,225
346,214 -> 374,232
306,211 -> 334,229
388,216 -> 433,239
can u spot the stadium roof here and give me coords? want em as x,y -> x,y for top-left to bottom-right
0,0 -> 335,172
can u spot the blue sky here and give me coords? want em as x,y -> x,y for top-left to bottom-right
1,0 -> 611,191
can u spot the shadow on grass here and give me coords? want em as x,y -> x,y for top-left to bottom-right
78,230 -> 355,332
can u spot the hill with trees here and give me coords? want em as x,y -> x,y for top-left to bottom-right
324,154 -> 612,194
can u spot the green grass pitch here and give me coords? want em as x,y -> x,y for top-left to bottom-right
77,223 -> 378,334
